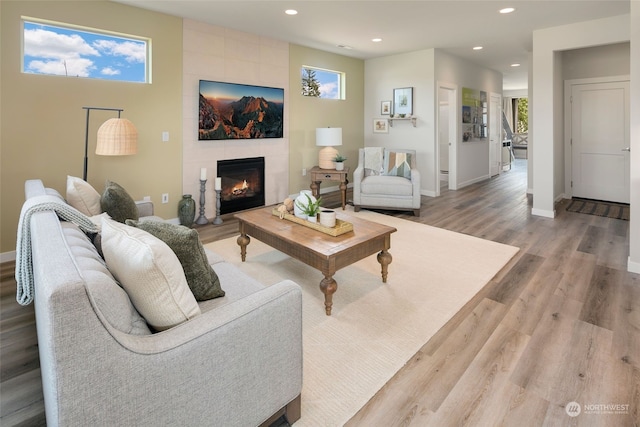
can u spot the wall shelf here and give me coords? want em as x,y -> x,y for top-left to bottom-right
388,117 -> 417,127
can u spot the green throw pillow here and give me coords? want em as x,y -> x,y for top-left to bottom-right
101,180 -> 139,223
125,220 -> 225,301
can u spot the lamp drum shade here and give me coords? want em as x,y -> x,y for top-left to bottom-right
316,127 -> 342,169
96,118 -> 138,156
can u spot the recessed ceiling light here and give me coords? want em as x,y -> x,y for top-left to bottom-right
473,46 -> 483,50
511,63 -> 521,67
372,38 -> 382,43
499,7 -> 515,14
285,9 -> 298,15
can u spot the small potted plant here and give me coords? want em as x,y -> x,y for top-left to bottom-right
333,154 -> 347,171
295,193 -> 323,222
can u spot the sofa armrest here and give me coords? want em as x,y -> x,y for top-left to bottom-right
135,200 -> 154,217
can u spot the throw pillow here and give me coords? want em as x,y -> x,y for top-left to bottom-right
66,175 -> 102,216
101,218 -> 201,331
363,147 -> 384,176
126,220 -> 225,301
100,180 -> 139,223
383,151 -> 413,179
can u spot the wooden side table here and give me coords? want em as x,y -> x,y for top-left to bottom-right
309,166 -> 349,210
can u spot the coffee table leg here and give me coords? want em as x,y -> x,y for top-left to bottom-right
237,233 -> 250,262
377,250 -> 392,282
319,275 -> 337,316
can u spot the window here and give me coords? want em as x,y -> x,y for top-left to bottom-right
301,66 -> 344,99
22,18 -> 149,83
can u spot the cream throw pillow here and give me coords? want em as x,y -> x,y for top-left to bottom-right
66,175 -> 102,216
101,218 -> 201,331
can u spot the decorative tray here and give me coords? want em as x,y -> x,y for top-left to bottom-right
271,208 -> 353,236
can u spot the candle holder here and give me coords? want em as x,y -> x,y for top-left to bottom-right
213,189 -> 223,225
195,179 -> 209,225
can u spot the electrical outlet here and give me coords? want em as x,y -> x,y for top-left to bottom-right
162,131 -> 169,142
162,193 -> 169,204
143,196 -> 151,202
302,168 -> 307,176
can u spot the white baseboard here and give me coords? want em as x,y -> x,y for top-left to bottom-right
628,257 -> 640,274
1,251 -> 16,263
531,207 -> 556,218
457,174 -> 490,189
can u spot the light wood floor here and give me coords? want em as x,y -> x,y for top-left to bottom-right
2,160 -> 638,426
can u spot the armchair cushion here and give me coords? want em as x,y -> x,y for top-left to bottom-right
360,175 -> 414,196
126,220 -> 225,301
101,218 -> 201,331
66,175 -> 102,216
383,151 -> 413,179
101,180 -> 139,223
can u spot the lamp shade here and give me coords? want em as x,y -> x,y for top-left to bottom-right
96,118 -> 138,156
316,127 -> 342,169
316,127 -> 342,147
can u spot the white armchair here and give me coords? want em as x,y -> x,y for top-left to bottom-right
353,147 -> 421,216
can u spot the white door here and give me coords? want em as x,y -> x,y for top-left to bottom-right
489,93 -> 501,176
437,84 -> 457,193
571,80 -> 629,203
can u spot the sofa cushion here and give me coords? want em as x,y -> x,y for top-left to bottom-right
60,222 -> 151,335
101,218 -> 201,331
66,175 -> 102,216
383,151 -> 413,179
360,175 -> 414,196
126,220 -> 225,301
100,180 -> 139,223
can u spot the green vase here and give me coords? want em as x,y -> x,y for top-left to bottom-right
178,194 -> 196,227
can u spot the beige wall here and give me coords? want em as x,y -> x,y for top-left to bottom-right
288,45 -> 364,195
0,1 -> 183,253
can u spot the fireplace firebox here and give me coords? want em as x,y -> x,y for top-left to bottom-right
217,157 -> 265,215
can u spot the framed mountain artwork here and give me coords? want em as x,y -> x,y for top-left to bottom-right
199,80 -> 284,140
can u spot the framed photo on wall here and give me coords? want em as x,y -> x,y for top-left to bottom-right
373,118 -> 389,133
381,100 -> 391,115
393,87 -> 413,116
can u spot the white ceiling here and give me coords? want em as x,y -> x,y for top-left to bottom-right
114,0 -> 630,91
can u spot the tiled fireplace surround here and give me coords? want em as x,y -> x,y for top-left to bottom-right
181,19 -> 291,221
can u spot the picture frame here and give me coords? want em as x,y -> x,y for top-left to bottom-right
373,118 -> 389,133
199,80 -> 284,140
393,87 -> 413,116
381,100 -> 391,115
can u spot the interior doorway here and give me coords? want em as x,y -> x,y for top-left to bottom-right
437,83 -> 457,194
489,93 -> 502,176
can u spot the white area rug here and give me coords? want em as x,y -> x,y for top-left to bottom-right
205,208 -> 519,426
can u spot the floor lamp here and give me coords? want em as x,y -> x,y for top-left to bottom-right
83,106 -> 138,181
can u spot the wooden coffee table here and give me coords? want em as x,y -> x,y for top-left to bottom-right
235,206 -> 397,315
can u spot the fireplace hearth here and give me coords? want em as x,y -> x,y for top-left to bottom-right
217,157 -> 265,215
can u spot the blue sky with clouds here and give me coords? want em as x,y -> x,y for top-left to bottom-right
302,68 -> 340,99
23,21 -> 147,82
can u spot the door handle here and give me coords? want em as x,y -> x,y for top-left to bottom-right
622,147 -> 630,152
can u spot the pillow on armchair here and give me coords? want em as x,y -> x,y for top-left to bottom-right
383,151 -> 413,179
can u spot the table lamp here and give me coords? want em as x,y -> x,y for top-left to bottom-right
316,127 -> 342,169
